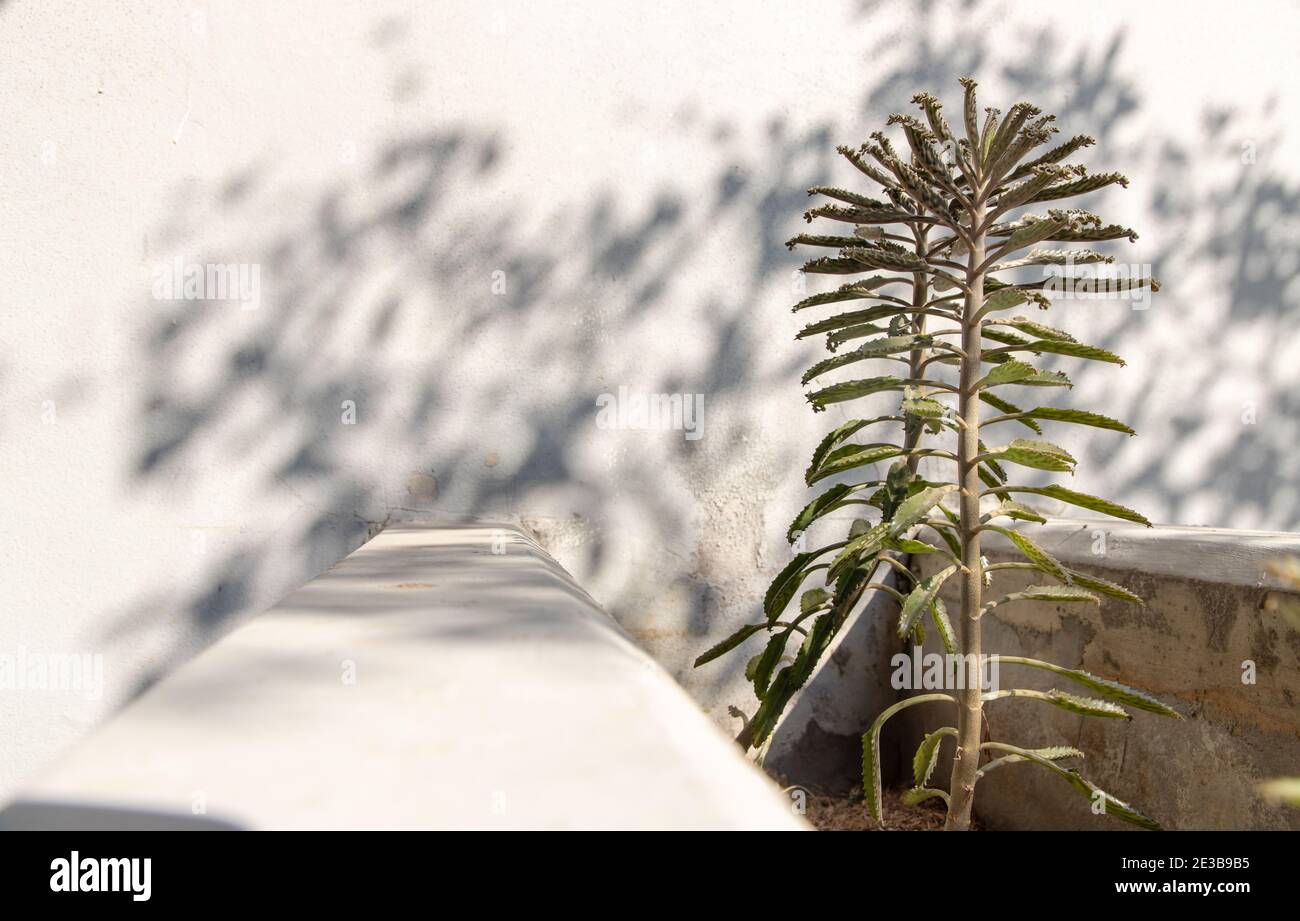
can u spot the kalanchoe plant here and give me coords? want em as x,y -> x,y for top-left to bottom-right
695,78 -> 1181,830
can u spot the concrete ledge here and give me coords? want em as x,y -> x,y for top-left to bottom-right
1,524 -> 806,830
907,520 -> 1300,830
978,519 -> 1300,590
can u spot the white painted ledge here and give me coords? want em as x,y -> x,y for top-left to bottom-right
983,519 -> 1300,589
1,524 -> 806,830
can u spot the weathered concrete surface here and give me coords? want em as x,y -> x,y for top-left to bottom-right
904,521 -> 1300,830
0,525 -> 808,830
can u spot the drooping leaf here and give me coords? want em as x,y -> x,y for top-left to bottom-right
913,727 -> 956,788
1059,770 -> 1160,829
862,693 -> 957,823
980,743 -> 1160,829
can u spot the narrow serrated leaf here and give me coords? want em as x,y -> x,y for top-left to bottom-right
1024,407 -> 1135,435
806,376 -> 909,412
999,485 -> 1151,526
693,623 -> 766,668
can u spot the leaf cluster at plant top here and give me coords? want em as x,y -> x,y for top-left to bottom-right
696,78 -> 1179,831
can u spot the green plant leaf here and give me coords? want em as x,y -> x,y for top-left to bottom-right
980,391 -> 1043,433
806,419 -> 871,482
787,483 -> 853,542
1258,778 -> 1300,807
996,656 -> 1179,717
800,587 -> 830,614
989,499 -> 1047,524
889,484 -> 958,536
862,693 -> 957,823
977,288 -> 1028,317
977,744 -> 1083,778
903,395 -> 949,419
901,787 -> 949,807
1012,585 -> 1101,604
806,376 -> 910,412
1042,689 -> 1131,718
885,537 -> 939,554
930,597 -> 958,654
1064,568 -> 1145,605
809,443 -> 905,484
751,631 -> 789,699
1023,407 -> 1135,435
792,280 -> 891,313
988,317 -> 1077,342
913,727 -> 957,787
693,623 -> 767,668
826,322 -> 890,350
763,551 -> 818,621
996,485 -> 1152,526
827,524 -> 889,583
978,359 -> 1039,388
987,339 -> 1125,366
898,565 -> 958,639
1059,771 -> 1159,829
980,743 -> 1160,829
983,526 -> 1068,583
984,438 -> 1076,472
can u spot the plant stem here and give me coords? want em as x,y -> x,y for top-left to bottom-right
944,197 -> 986,831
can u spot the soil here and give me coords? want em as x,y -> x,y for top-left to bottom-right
804,787 -> 984,831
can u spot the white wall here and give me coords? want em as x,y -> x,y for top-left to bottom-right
2,0 -> 1298,801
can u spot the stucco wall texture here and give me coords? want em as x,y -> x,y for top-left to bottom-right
2,0 -> 1299,801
